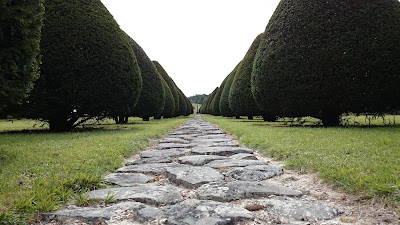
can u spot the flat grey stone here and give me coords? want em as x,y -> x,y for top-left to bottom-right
266,197 -> 343,222
136,199 -> 254,225
136,207 -> 166,223
43,202 -> 145,222
166,166 -> 224,188
160,138 -> 190,144
125,156 -> 173,165
213,142 -> 240,147
230,153 -> 258,160
192,138 -> 233,144
156,143 -> 194,150
89,184 -> 183,206
197,134 -> 228,139
116,163 -> 185,175
178,155 -> 228,166
170,134 -> 198,141
205,159 -> 267,168
197,181 -> 302,202
225,165 -> 283,181
104,173 -> 154,186
141,148 -> 190,158
191,146 -> 253,156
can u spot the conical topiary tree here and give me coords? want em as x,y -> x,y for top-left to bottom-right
220,63 -> 240,117
176,88 -> 187,116
129,39 -> 165,121
205,87 -> 218,114
210,81 -> 225,116
210,76 -> 230,116
152,61 -> 179,117
27,0 -> 142,131
0,0 -> 44,112
229,34 -> 263,120
184,96 -> 193,116
159,75 -> 175,118
252,0 -> 400,126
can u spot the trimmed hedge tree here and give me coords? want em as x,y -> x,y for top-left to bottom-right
129,39 -> 165,121
176,88 -> 187,116
0,0 -> 44,112
160,75 -> 175,118
252,0 -> 400,126
229,33 -> 263,119
220,63 -> 240,117
27,0 -> 142,131
153,61 -> 179,117
204,87 -> 218,114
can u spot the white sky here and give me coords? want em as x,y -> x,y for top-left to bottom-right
101,0 -> 281,97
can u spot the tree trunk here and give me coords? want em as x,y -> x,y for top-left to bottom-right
247,116 -> 253,120
235,116 -> 240,119
142,116 -> 150,121
49,116 -> 78,132
154,116 -> 162,120
321,112 -> 341,127
262,115 -> 276,122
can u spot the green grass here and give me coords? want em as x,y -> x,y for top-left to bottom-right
202,114 -> 400,206
0,116 -> 192,223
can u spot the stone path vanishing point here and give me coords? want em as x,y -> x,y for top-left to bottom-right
43,115 -> 344,225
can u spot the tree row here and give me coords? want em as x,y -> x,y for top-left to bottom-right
201,0 -> 400,126
0,0 -> 193,131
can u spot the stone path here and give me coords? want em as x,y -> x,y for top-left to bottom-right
42,115 -> 343,224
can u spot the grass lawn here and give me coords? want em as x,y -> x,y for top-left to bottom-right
202,114 -> 400,206
0,116 -> 192,223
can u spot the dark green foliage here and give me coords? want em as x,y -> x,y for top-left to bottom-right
152,61 -> 179,117
160,75 -> 175,118
184,97 -> 193,116
176,88 -> 187,116
229,34 -> 263,118
220,64 -> 240,117
203,88 -> 218,114
27,0 -> 142,131
210,80 -> 226,116
129,39 -> 165,121
189,94 -> 208,104
0,0 -> 44,111
252,0 -> 400,126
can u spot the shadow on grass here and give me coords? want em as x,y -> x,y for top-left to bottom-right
228,117 -> 400,128
0,124 -> 145,135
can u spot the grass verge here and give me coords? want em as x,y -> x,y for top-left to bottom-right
202,114 -> 400,206
0,116 -> 192,223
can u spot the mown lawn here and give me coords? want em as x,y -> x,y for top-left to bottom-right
202,115 -> 400,206
0,116 -> 192,223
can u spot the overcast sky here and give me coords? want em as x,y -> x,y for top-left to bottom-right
101,0 -> 281,97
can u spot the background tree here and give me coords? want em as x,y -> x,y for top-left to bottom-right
189,94 -> 208,104
153,61 -> 179,117
0,0 -> 44,112
176,88 -> 188,116
184,96 -> 193,116
220,63 -> 240,117
229,34 -> 263,120
159,75 -> 175,118
252,0 -> 400,126
203,87 -> 218,114
210,81 -> 225,116
27,0 -> 142,131
129,39 -> 165,121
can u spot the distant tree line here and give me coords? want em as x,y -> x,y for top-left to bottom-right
189,94 -> 208,104
200,0 -> 400,126
0,0 -> 193,131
